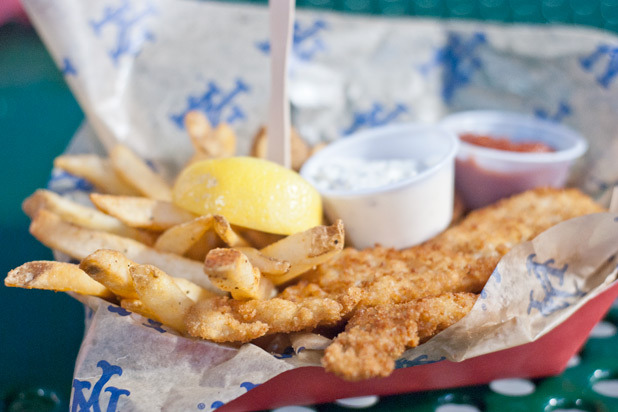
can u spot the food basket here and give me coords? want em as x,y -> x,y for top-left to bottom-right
5,0 -> 618,410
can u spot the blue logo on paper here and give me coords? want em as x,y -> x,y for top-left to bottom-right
47,170 -> 95,195
240,381 -> 260,391
71,360 -> 130,412
61,58 -> 78,76
90,0 -> 156,65
170,79 -> 250,129
421,31 -> 487,102
526,254 -> 585,316
534,101 -> 571,122
107,305 -> 131,316
395,354 -> 446,369
210,401 -> 224,410
257,19 -> 328,61
208,401 -> 223,410
480,268 -> 502,311
206,382 -> 259,410
580,44 -> 618,88
142,318 -> 166,333
85,307 -> 95,321
273,346 -> 295,359
342,102 -> 408,136
588,176 -> 618,196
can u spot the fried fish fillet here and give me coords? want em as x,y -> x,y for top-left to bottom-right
292,188 -> 604,310
312,188 -> 603,380
323,292 -> 478,381
185,295 -> 350,343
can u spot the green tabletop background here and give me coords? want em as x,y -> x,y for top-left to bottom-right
1,22 -> 84,411
2,1 -> 618,410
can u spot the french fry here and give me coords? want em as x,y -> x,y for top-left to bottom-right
234,246 -> 290,276
260,220 -> 345,285
204,248 -> 275,300
172,276 -> 217,302
22,189 -> 156,245
184,231 -> 222,261
109,144 -> 173,201
130,264 -> 194,333
185,111 -> 236,160
54,154 -> 140,196
5,261 -> 113,299
154,215 -> 214,256
80,249 -> 216,303
250,126 -> 311,171
212,215 -> 250,247
185,110 -> 212,153
79,249 -> 138,299
211,123 -> 237,157
90,193 -> 197,231
29,209 -> 222,294
120,298 -> 156,319
234,227 -> 284,249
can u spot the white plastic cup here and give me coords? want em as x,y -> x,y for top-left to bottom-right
300,124 -> 459,250
440,111 -> 588,210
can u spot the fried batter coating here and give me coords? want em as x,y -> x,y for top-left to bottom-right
322,292 -> 478,381
236,297 -> 342,333
185,297 -> 269,343
278,280 -> 363,317
298,188 -> 604,309
185,295 -> 345,343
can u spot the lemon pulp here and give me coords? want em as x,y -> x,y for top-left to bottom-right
172,157 -> 322,235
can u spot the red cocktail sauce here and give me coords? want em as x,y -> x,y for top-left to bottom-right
459,133 -> 554,153
455,133 -> 565,209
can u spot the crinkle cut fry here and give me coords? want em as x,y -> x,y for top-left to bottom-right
185,295 -> 346,343
298,188 -> 604,308
322,292 -> 478,381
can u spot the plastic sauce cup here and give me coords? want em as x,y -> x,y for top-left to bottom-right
300,124 -> 459,250
440,111 -> 588,210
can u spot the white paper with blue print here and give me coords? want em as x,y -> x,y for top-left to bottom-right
21,0 -> 618,410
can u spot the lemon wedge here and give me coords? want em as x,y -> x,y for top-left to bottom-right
172,157 -> 322,235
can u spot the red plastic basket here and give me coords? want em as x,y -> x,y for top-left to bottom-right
220,280 -> 618,411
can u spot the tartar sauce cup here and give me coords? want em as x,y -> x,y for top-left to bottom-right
300,124 -> 459,250
440,110 -> 588,210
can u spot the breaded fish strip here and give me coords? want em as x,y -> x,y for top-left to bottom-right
185,295 -> 345,343
322,292 -> 478,381
297,188 -> 603,309
185,297 -> 269,343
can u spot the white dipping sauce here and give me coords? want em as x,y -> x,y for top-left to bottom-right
299,123 -> 458,249
309,158 -> 426,192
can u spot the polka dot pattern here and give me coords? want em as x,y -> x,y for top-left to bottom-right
489,378 -> 536,396
567,354 -> 581,368
271,406 -> 317,412
334,395 -> 380,408
589,321 -> 618,338
436,404 -> 482,412
592,380 -> 618,398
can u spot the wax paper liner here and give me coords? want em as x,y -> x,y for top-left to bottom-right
20,0 -> 618,410
63,211 -> 618,411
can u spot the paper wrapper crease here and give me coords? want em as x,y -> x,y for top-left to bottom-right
20,0 -> 618,409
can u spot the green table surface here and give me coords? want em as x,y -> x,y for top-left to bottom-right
1,22 -> 85,411
2,17 -> 618,412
